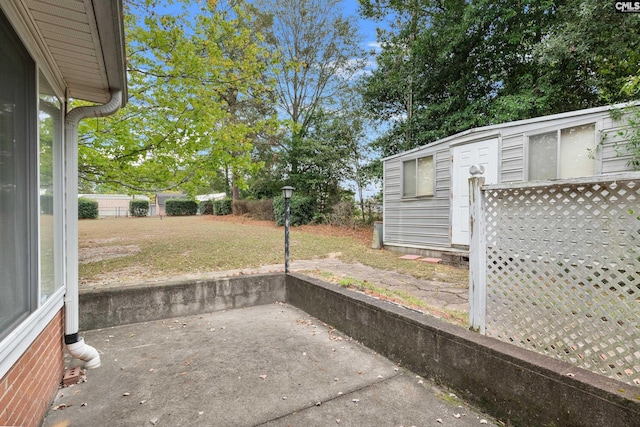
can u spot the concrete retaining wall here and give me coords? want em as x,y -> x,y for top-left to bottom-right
78,273 -> 639,426
79,274 -> 285,330
285,274 -> 640,427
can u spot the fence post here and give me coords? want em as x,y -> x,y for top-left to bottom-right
468,165 -> 487,334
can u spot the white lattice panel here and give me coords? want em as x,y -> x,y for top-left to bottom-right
484,178 -> 640,386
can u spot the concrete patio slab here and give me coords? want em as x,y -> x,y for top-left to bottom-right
42,304 -> 497,427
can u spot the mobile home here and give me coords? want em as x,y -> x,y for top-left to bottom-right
382,103 -> 638,263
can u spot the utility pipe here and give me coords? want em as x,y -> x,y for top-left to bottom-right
63,90 -> 123,368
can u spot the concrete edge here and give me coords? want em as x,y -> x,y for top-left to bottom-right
285,273 -> 640,427
78,273 -> 285,330
77,272 -> 640,427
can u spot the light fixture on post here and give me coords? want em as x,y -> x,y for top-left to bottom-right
281,186 -> 294,273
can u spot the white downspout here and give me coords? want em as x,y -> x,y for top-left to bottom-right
64,90 -> 123,368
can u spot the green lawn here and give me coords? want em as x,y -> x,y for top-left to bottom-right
78,216 -> 468,286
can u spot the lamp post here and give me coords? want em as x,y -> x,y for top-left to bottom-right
281,186 -> 294,273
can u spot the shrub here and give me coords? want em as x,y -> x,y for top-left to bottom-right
129,199 -> 149,217
213,198 -> 232,215
329,201 -> 354,227
40,194 -> 53,215
232,200 -> 249,216
248,199 -> 274,221
273,195 -> 315,226
165,199 -> 198,216
78,197 -> 98,219
232,199 -> 275,220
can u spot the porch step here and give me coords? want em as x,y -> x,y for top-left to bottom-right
418,257 -> 442,264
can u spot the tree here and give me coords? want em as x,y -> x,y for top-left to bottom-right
77,0 -> 279,195
255,0 -> 367,193
359,0 -> 640,159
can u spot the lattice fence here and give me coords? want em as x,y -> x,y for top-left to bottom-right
481,175 -> 640,386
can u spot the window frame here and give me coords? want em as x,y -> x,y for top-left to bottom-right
0,6 -> 39,341
526,122 -> 597,181
0,6 -> 66,380
402,155 -> 435,198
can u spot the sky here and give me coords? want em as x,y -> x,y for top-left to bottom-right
341,0 -> 381,52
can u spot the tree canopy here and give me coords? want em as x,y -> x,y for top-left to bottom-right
78,0 -> 279,195
359,0 -> 640,158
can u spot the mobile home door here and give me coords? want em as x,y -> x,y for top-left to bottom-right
451,139 -> 499,246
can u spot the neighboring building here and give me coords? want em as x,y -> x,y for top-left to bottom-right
382,103 -> 639,263
154,193 -> 187,216
79,194 -> 151,217
195,192 -> 226,203
0,1 -> 127,426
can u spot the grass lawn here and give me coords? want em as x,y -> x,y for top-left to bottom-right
78,215 -> 468,288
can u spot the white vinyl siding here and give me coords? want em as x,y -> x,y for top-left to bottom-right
385,148 -> 450,248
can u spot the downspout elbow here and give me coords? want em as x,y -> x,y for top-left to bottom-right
65,337 -> 100,369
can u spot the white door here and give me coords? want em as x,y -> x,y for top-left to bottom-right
451,139 -> 499,245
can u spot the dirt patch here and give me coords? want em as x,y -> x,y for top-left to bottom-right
79,245 -> 141,264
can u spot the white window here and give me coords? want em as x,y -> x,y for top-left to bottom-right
528,124 -> 596,181
403,156 -> 434,197
39,74 -> 63,304
0,10 -> 37,340
0,10 -> 62,341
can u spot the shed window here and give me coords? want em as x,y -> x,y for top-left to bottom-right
528,124 -> 595,181
403,156 -> 434,197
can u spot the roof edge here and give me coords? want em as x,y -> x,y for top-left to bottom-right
382,101 -> 640,162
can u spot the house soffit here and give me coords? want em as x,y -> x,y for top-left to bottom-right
21,0 -> 126,104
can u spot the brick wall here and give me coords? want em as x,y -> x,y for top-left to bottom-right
0,310 -> 64,427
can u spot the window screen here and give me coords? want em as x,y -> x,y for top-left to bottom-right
402,159 -> 416,197
403,156 -> 434,197
528,124 -> 596,181
0,10 -> 37,339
